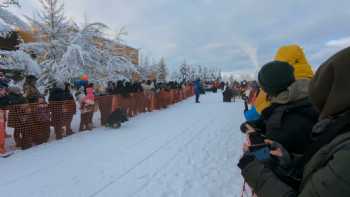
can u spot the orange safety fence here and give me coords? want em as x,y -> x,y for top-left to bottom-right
2,86 -> 194,154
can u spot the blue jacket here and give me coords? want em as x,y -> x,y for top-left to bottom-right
244,106 -> 261,121
194,80 -> 201,95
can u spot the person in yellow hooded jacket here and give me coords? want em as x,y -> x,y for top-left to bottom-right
240,45 -> 319,189
254,44 -> 314,114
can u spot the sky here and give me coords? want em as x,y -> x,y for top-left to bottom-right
8,0 -> 350,75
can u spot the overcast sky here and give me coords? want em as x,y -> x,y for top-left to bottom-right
9,0 -> 350,74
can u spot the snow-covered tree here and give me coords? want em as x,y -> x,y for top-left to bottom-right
0,3 -> 39,83
113,26 -> 128,44
196,65 -> 203,79
21,0 -> 136,86
178,60 -> 191,82
0,50 -> 40,75
156,57 -> 168,82
22,0 -> 71,86
0,0 -> 20,8
0,5 -> 28,38
59,22 -> 136,84
134,55 -> 150,81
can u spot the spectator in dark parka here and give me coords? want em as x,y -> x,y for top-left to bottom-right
33,96 -> 50,144
223,86 -> 233,102
63,83 -> 76,136
23,75 -> 40,103
240,61 -> 319,190
238,47 -> 350,197
49,82 -> 66,139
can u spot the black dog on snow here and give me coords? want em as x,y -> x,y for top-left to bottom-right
106,108 -> 128,128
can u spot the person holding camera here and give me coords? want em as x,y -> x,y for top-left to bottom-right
238,47 -> 350,197
240,61 -> 319,190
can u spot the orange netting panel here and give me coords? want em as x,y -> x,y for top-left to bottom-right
3,86 -> 194,153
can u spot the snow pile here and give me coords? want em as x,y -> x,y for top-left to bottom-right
0,93 -> 245,197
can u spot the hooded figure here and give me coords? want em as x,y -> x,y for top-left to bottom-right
240,60 -> 319,190
194,79 -> 201,103
246,45 -> 317,146
254,44 -> 314,113
49,81 -> 66,140
238,46 -> 350,197
254,61 -> 319,155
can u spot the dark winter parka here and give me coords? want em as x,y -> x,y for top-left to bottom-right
49,86 -> 65,126
248,80 -> 319,155
223,88 -> 233,102
23,82 -> 40,103
240,47 -> 350,197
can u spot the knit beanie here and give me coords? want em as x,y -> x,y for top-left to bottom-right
258,61 -> 295,96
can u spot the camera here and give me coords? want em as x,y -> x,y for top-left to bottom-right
249,144 -> 271,161
248,132 -> 271,161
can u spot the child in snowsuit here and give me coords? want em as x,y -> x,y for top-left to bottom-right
79,86 -> 95,131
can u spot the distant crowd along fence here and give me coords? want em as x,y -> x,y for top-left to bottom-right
0,85 -> 194,154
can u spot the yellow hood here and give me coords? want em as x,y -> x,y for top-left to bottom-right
274,45 -> 314,79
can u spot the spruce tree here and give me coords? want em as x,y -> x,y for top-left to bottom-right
157,57 -> 168,82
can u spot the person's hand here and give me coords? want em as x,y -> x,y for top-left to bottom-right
264,139 -> 291,167
243,142 -> 249,152
245,124 -> 256,134
240,122 -> 256,134
265,139 -> 283,157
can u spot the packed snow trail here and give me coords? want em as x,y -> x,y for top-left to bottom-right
0,93 -> 245,197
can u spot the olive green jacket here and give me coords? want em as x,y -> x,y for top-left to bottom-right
242,132 -> 350,197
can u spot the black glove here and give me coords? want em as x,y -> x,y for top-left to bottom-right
269,141 -> 291,168
237,154 -> 256,170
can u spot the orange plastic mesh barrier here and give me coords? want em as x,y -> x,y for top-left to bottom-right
3,86 -> 194,153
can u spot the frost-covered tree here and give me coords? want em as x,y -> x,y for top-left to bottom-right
0,50 -> 40,75
136,55 -> 151,80
22,0 -> 71,86
0,5 -> 28,38
0,0 -> 20,8
113,26 -> 128,44
58,22 -> 135,84
196,65 -> 203,79
0,3 -> 39,79
22,0 -> 136,86
156,57 -> 168,82
178,60 -> 191,82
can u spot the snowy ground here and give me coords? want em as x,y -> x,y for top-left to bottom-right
0,93 -> 245,197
